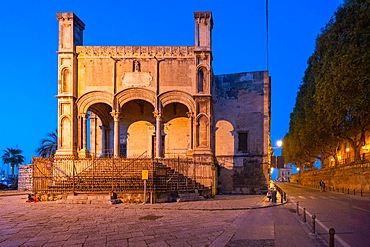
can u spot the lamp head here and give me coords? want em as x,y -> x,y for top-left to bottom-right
276,140 -> 282,148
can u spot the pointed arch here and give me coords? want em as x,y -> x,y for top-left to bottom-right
59,115 -> 72,148
58,65 -> 72,93
196,113 -> 210,147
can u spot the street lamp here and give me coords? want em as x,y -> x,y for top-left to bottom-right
276,140 -> 282,148
269,139 -> 283,182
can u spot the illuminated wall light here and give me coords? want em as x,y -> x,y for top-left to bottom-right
345,147 -> 350,152
338,155 -> 342,160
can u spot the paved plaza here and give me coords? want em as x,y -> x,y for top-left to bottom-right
0,192 -> 322,247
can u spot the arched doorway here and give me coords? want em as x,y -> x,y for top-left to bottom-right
162,103 -> 190,157
121,100 -> 155,158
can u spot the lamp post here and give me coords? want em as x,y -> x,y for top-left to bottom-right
269,139 -> 282,182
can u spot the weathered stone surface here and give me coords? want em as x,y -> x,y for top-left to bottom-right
214,72 -> 270,194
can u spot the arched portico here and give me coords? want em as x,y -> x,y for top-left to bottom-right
160,91 -> 197,156
75,91 -> 114,157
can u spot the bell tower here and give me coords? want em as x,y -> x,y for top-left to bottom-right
194,12 -> 213,50
193,12 -> 214,160
55,12 -> 85,157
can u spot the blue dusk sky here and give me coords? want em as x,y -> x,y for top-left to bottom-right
0,0 -> 342,167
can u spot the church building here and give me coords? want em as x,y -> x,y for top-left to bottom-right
54,12 -> 271,195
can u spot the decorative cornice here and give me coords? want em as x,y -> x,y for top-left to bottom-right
56,12 -> 85,30
76,46 -> 195,58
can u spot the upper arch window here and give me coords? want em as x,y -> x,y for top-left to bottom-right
61,68 -> 70,93
197,67 -> 205,93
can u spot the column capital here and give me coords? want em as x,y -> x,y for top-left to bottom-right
110,111 -> 121,120
79,112 -> 88,119
153,110 -> 163,119
187,112 -> 194,118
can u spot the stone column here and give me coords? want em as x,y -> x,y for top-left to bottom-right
78,113 -> 89,158
111,111 -> 120,157
154,110 -> 163,158
81,113 -> 88,150
187,112 -> 194,150
99,125 -> 105,157
90,113 -> 97,156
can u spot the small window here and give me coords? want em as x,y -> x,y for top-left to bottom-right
197,68 -> 204,93
238,132 -> 248,152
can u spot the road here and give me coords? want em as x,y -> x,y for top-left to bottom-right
277,183 -> 370,247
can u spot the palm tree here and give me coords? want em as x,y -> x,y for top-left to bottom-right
36,130 -> 58,158
2,148 -> 25,184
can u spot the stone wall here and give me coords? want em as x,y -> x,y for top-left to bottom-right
291,163 -> 370,195
213,71 -> 270,194
18,164 -> 33,191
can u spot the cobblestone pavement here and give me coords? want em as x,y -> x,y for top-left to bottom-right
0,193 -> 321,247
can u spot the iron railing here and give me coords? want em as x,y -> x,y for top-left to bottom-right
32,156 -> 213,194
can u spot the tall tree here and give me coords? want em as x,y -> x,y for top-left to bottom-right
36,130 -> 58,158
284,0 -> 370,166
2,148 -> 25,183
313,0 -> 370,161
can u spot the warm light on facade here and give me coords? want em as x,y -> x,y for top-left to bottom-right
345,147 -> 350,152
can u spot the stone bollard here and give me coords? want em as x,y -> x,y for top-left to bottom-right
329,228 -> 335,247
303,208 -> 306,222
312,215 -> 316,233
284,192 -> 287,201
296,202 -> 299,215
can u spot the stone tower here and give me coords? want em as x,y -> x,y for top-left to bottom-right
55,12 -> 85,157
193,12 -> 213,159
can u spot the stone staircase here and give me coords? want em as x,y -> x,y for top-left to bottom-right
154,162 -> 207,192
48,160 -> 210,197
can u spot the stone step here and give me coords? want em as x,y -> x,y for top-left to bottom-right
58,194 -> 112,204
178,191 -> 204,202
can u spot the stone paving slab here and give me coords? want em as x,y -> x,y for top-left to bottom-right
0,193 -> 321,246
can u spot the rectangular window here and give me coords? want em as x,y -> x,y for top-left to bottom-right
238,132 -> 248,152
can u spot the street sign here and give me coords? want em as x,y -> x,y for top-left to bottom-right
271,155 -> 285,168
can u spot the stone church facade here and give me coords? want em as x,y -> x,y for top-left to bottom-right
54,12 -> 271,194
